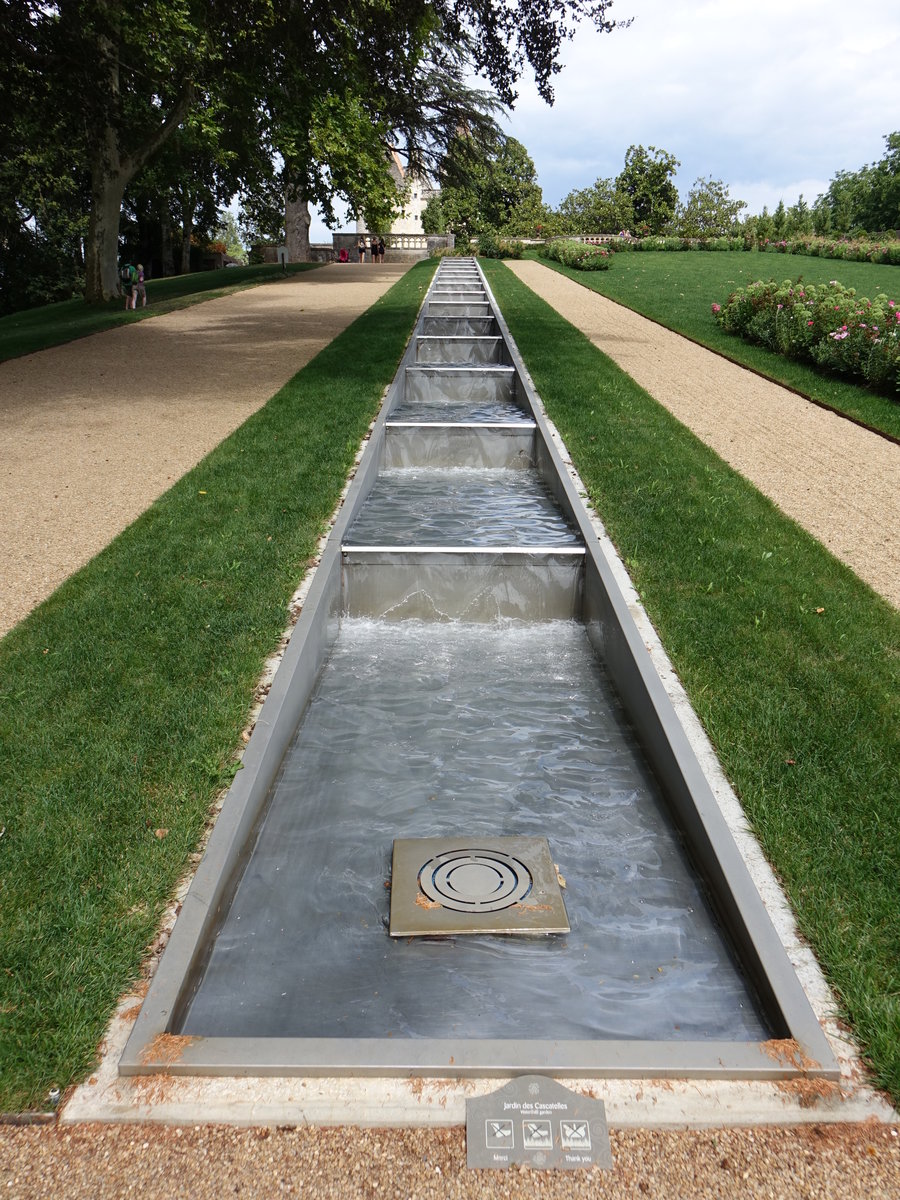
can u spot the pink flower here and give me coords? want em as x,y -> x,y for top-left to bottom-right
807,320 -> 814,326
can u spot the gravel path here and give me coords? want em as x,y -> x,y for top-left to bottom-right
0,264 -> 411,638
506,261 -> 900,610
3,1121 -> 899,1198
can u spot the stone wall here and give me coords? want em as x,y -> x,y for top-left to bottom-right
333,233 -> 454,263
251,233 -> 455,265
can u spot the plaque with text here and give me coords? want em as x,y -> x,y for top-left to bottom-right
466,1076 -> 612,1171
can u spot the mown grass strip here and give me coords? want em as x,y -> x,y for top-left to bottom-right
482,259 -> 900,1102
528,249 -> 900,441
0,259 -> 436,1113
0,263 -> 321,364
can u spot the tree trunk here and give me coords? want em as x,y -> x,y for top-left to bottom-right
160,199 -> 175,277
84,144 -> 129,302
285,194 -> 312,262
180,220 -> 193,274
179,185 -> 195,274
81,21 -> 193,301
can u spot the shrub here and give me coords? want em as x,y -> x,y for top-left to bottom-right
714,278 -> 900,397
475,229 -> 524,260
759,235 -> 900,266
430,245 -> 474,259
544,239 -> 612,270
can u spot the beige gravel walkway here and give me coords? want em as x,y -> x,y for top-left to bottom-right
0,264 -> 411,638
3,1121 -> 899,1198
507,261 -> 900,609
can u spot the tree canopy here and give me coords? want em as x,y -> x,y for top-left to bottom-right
1,0 -> 626,306
812,133 -> 900,235
615,144 -> 680,234
556,178 -> 633,234
676,177 -> 747,237
421,132 -> 547,241
555,145 -> 681,236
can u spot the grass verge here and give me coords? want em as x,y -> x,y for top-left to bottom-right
0,263 -> 321,363
0,259 -> 436,1113
482,258 -> 900,1103
528,249 -> 900,441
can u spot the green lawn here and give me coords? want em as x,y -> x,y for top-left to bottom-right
530,249 -> 900,441
0,263 -> 321,364
0,259 -> 436,1114
483,259 -> 900,1102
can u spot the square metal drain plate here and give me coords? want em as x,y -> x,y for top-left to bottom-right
389,836 -> 570,937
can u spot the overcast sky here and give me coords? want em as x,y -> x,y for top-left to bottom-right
309,0 -> 898,239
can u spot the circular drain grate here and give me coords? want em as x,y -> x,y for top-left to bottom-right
418,848 -> 533,913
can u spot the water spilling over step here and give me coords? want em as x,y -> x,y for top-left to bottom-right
122,258 -> 837,1081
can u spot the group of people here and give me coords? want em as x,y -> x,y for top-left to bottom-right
355,236 -> 386,263
120,263 -> 146,309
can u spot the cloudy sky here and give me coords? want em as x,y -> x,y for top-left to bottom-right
310,0 -> 898,238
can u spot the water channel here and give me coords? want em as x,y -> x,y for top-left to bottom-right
123,258 -> 836,1080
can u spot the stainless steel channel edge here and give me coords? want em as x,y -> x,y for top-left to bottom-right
120,258 -> 839,1081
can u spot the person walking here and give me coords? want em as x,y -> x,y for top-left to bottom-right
120,262 -> 136,310
376,235 -> 386,263
356,235 -> 366,264
133,264 -> 147,308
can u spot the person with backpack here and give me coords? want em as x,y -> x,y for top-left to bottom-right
121,263 -> 137,309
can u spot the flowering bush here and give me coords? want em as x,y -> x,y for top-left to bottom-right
713,278 -> 900,396
759,236 -> 900,266
604,235 -> 751,253
543,239 -> 612,270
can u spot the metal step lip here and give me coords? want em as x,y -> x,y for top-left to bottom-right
341,545 -> 586,556
385,421 -> 536,430
426,303 -> 493,315
405,364 -> 514,374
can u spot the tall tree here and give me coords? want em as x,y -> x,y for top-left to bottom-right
556,177 -> 634,233
677,177 -> 746,237
615,144 -> 680,234
421,132 -> 544,240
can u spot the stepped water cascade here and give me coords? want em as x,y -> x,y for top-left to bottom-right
123,260 -> 836,1081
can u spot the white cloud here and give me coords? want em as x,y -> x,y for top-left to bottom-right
292,0 -> 899,238
501,0 -> 899,211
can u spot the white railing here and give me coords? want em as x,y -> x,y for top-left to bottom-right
386,234 -> 429,250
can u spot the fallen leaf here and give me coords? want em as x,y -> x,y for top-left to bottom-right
815,607 -> 825,614
154,828 -> 169,839
785,758 -> 796,765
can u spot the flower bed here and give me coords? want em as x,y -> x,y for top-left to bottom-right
616,235 -> 751,253
541,239 -> 612,270
759,237 -> 900,265
713,278 -> 900,396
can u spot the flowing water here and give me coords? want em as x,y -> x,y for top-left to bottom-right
345,468 -> 581,547
181,620 -> 767,1041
